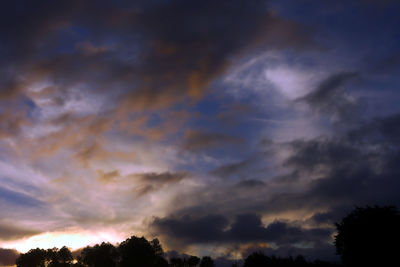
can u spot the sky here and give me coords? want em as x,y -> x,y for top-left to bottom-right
1,0 -> 400,265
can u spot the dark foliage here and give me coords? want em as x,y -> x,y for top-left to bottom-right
16,247 -> 72,267
79,242 -> 119,267
16,248 -> 47,267
170,255 -> 200,267
243,252 -> 340,267
199,256 -> 215,267
334,205 -> 400,266
118,236 -> 168,267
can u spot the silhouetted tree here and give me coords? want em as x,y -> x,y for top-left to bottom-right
199,256 -> 214,267
170,257 -> 184,267
187,255 -> 200,267
46,248 -> 59,266
118,236 -> 168,267
16,248 -> 47,267
16,247 -> 73,267
58,246 -> 73,263
48,246 -> 73,267
294,255 -> 307,267
14,234 -> 345,267
334,205 -> 400,266
79,242 -> 119,267
243,252 -> 271,267
151,238 -> 164,257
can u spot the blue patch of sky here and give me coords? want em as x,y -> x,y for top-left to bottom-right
190,93 -> 259,145
0,186 -> 44,208
23,97 -> 38,120
0,175 -> 42,198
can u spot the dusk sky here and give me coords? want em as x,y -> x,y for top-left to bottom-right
1,0 -> 400,265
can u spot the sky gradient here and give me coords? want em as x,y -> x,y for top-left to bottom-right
1,0 -> 400,265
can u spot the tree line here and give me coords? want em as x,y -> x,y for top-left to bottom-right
15,236 -> 215,267
16,206 -> 400,267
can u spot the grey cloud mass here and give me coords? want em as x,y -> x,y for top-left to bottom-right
152,213 -> 332,247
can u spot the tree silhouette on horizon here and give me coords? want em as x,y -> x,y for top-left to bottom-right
334,205 -> 400,267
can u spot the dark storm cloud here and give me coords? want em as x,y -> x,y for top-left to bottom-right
263,112 -> 400,215
301,72 -> 358,104
0,248 -> 19,266
0,222 -> 40,241
152,213 -> 332,246
0,0 -> 313,108
228,214 -> 331,244
298,72 -> 360,120
154,111 -> 400,255
159,114 -> 399,230
348,112 -> 400,144
0,0 -> 80,57
152,214 -> 228,243
235,179 -> 266,188
120,0 -> 313,106
284,138 -> 362,173
310,206 -> 351,225
0,0 -> 84,100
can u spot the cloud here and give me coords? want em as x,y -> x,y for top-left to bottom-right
151,111 -> 400,257
297,72 -> 360,120
210,159 -> 254,179
183,130 -> 244,151
0,0 -> 314,109
0,112 -> 28,138
152,214 -> 228,245
130,171 -> 189,196
134,172 -> 188,184
257,112 -> 400,218
116,0 -> 313,109
0,248 -> 19,266
97,170 -> 121,183
348,112 -> 400,144
0,222 -> 40,241
151,213 -> 332,248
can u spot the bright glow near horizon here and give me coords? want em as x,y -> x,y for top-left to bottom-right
1,230 -> 125,253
